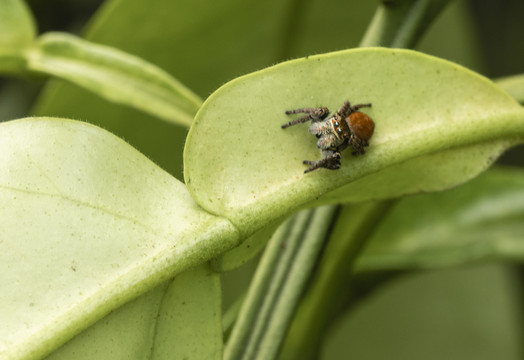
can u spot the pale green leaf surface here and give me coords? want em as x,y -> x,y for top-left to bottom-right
184,48 -> 524,236
316,140 -> 511,204
355,167 -> 524,272
0,118 -> 238,360
28,33 -> 201,127
151,265 -> 222,360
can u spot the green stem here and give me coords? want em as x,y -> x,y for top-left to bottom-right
277,0 -> 311,60
274,1 -> 453,358
222,293 -> 246,341
360,0 -> 453,48
278,201 -> 396,359
226,1 -> 455,359
224,206 -> 338,360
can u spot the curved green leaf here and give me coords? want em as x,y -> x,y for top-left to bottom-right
28,33 -> 201,127
29,0 -> 372,179
316,140 -> 511,204
0,118 -> 238,360
184,48 -> 524,236
355,167 -> 524,272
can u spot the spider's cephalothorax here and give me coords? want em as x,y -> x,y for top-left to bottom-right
283,101 -> 374,173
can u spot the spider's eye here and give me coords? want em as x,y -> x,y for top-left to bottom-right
334,121 -> 339,127
337,128 -> 343,134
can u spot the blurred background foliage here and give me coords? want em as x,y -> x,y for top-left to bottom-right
1,0 -> 523,359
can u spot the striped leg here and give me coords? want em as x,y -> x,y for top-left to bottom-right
282,106 -> 330,128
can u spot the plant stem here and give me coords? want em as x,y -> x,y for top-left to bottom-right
277,0 -> 311,60
222,292 -> 246,341
273,1 -> 452,357
278,201 -> 396,359
360,0 -> 453,48
224,205 -> 338,360
226,1 -> 454,359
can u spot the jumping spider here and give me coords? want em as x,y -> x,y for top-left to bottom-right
282,101 -> 375,173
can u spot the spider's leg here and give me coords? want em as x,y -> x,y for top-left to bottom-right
285,108 -> 319,115
303,159 -> 326,173
349,135 -> 367,155
282,106 -> 330,128
335,142 -> 349,153
303,152 -> 341,173
309,107 -> 330,122
336,101 -> 352,117
350,103 -> 372,112
281,114 -> 314,128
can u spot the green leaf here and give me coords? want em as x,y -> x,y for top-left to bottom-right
0,0 -> 35,49
27,33 -> 201,127
317,141 -> 511,204
355,167 -> 524,272
0,0 -> 36,74
82,0 -> 301,97
31,0 -> 303,178
184,48 -> 524,236
152,265 -> 222,360
0,118 -> 238,360
47,265 -> 223,360
210,218 -> 281,273
496,74 -> 524,104
324,264 -> 521,360
45,282 -> 170,360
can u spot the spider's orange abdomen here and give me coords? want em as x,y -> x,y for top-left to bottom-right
347,112 -> 375,140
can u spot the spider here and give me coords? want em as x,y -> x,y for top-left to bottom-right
282,101 -> 374,173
